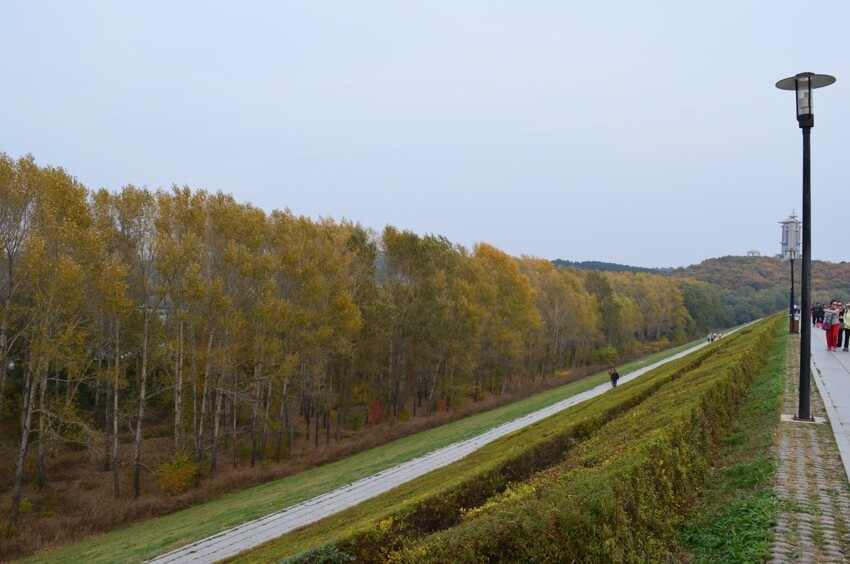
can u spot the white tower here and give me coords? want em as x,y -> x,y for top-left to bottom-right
780,212 -> 801,260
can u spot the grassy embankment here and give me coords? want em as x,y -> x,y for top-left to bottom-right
678,319 -> 788,560
25,337 -> 709,563
234,317 -> 779,562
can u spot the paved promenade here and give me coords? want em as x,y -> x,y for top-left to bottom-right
771,328 -> 850,561
809,328 -> 850,480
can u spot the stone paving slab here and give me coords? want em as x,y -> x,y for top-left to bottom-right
771,330 -> 850,562
149,339 -> 714,563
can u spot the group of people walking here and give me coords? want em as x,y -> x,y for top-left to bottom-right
812,301 -> 849,352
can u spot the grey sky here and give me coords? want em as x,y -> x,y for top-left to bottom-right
3,1 -> 849,268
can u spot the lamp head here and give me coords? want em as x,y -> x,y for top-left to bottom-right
776,72 -> 837,128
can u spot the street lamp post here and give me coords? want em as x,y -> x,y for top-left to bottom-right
788,247 -> 798,333
776,72 -> 836,422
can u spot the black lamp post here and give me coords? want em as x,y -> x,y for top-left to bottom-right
788,247 -> 798,333
776,72 -> 836,421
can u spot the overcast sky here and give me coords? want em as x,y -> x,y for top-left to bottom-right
3,1 -> 849,268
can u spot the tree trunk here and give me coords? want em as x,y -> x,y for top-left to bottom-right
336,373 -> 345,441
428,357 -> 442,415
0,305 -> 10,418
37,376 -> 47,489
210,385 -> 223,475
10,366 -> 40,526
133,313 -> 151,500
250,380 -> 259,468
191,344 -> 198,459
288,418 -> 294,459
173,319 -> 184,451
113,381 -> 120,498
113,323 -> 121,498
195,329 -> 214,462
260,383 -> 271,459
304,393 -> 310,442
103,378 -> 112,472
275,388 -> 286,461
231,390 -> 238,469
314,407 -> 319,449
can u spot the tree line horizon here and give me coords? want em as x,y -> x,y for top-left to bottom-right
0,153 -> 783,529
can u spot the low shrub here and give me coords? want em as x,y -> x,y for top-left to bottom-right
237,444 -> 252,461
347,411 -> 364,431
590,345 -> 617,365
154,451 -> 201,496
18,498 -> 32,516
286,542 -> 356,563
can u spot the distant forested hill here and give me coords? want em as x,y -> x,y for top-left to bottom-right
673,256 -> 850,322
554,255 -> 850,325
552,259 -> 673,274
672,255 -> 850,299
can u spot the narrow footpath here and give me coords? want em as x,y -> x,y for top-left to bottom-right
150,340 -> 714,563
771,328 -> 850,562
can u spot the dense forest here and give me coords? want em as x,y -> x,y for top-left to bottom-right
0,154 -> 776,545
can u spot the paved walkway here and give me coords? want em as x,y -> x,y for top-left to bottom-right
771,328 -> 850,562
809,328 -> 850,479
150,341 -> 713,563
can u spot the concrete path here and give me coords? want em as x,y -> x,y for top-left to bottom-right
808,327 -> 850,480
150,340 -> 713,563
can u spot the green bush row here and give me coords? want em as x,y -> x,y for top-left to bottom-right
389,318 -> 778,561
282,320 -> 775,562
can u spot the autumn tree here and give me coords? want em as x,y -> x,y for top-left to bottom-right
522,258 -> 600,373
607,272 -> 693,342
9,160 -> 94,525
470,244 -> 541,396
108,185 -> 164,499
155,186 -> 207,452
0,154 -> 35,418
90,189 -> 135,496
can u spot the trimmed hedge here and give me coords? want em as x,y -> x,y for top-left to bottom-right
274,319 -> 778,563
390,318 -> 778,561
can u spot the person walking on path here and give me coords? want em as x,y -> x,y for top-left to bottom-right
835,302 -> 850,352
609,367 -> 620,387
823,300 -> 841,351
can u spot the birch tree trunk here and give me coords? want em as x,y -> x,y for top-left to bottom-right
37,377 -> 47,488
9,366 -> 41,526
210,384 -> 224,475
195,329 -> 213,462
132,313 -> 150,500
113,381 -> 120,498
173,319 -> 184,451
